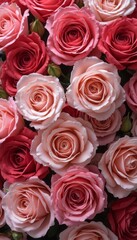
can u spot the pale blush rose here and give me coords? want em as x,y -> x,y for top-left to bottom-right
66,57 -> 125,121
99,136 -> 137,198
15,73 -> 65,129
0,190 -> 5,227
51,166 -> 107,226
30,112 -> 98,175
0,98 -> 24,143
2,177 -> 55,238
131,113 -> 137,136
84,0 -> 136,25
124,73 -> 137,113
0,3 -> 29,51
45,6 -> 100,66
59,221 -> 118,240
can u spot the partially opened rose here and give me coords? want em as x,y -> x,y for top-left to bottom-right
66,57 -> 125,120
2,177 -> 55,238
15,73 -> 65,129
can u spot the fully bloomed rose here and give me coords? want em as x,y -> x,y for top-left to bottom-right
45,6 -> 99,66
0,98 -> 24,143
1,33 -> 50,96
2,177 -> 54,238
15,73 -> 65,129
124,72 -> 137,113
98,18 -> 137,70
0,127 -> 49,183
108,192 -> 137,240
51,166 -> 107,226
21,0 -> 74,22
84,0 -> 136,24
99,136 -> 137,198
31,112 -> 98,174
0,3 -> 29,51
0,190 -> 5,227
59,221 -> 118,240
66,57 -> 125,120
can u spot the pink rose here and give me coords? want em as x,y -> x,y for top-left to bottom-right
30,112 -> 98,174
59,221 -> 118,240
131,113 -> 137,136
66,57 -> 125,120
45,6 -> 99,66
84,0 -> 136,24
15,73 -> 65,129
124,72 -> 137,113
0,3 -> 29,51
1,33 -> 50,96
22,0 -> 74,22
0,190 -> 5,227
51,166 -> 107,226
2,177 -> 55,238
98,18 -> 137,70
0,98 -> 24,143
0,237 -> 10,240
99,136 -> 137,198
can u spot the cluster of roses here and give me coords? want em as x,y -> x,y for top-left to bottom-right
0,0 -> 137,240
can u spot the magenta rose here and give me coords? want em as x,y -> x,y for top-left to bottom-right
2,177 -> 55,238
98,17 -> 137,70
60,221 -> 118,240
124,72 -> 137,113
108,192 -> 137,240
45,6 -> 99,66
51,166 -> 107,226
0,127 -> 49,183
0,3 -> 29,51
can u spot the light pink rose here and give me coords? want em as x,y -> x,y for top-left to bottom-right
59,221 -> 118,240
0,190 -> 5,227
30,112 -> 98,174
51,166 -> 107,226
2,177 -> 55,238
99,136 -> 137,198
0,3 -> 29,51
0,98 -> 24,143
84,0 -> 136,25
15,73 -> 65,129
131,113 -> 137,136
45,6 -> 99,66
66,57 -> 125,121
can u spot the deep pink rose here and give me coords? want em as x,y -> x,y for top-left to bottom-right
51,166 -> 107,226
98,17 -> 137,70
1,33 -> 50,96
108,192 -> 137,240
124,72 -> 137,113
60,221 -> 118,240
0,127 -> 49,183
99,136 -> 137,198
30,112 -> 98,175
0,190 -> 5,227
2,177 -> 55,238
0,98 -> 24,143
45,6 -> 99,66
0,3 -> 29,51
66,57 -> 125,120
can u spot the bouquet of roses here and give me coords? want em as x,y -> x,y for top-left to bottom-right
0,0 -> 137,239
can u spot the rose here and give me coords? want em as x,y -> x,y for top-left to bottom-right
51,166 -> 107,226
45,6 -> 99,66
108,192 -> 137,240
1,33 -> 50,96
83,0 -> 136,24
0,3 -> 29,51
15,73 -> 65,129
124,72 -> 137,113
66,56 -> 125,120
30,112 -> 98,174
0,190 -> 5,227
59,221 -> 118,240
0,98 -> 24,143
131,113 -> 137,136
0,127 -> 49,183
0,237 -> 10,240
99,136 -> 137,198
2,177 -> 55,238
22,0 -> 74,22
98,18 -> 137,70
